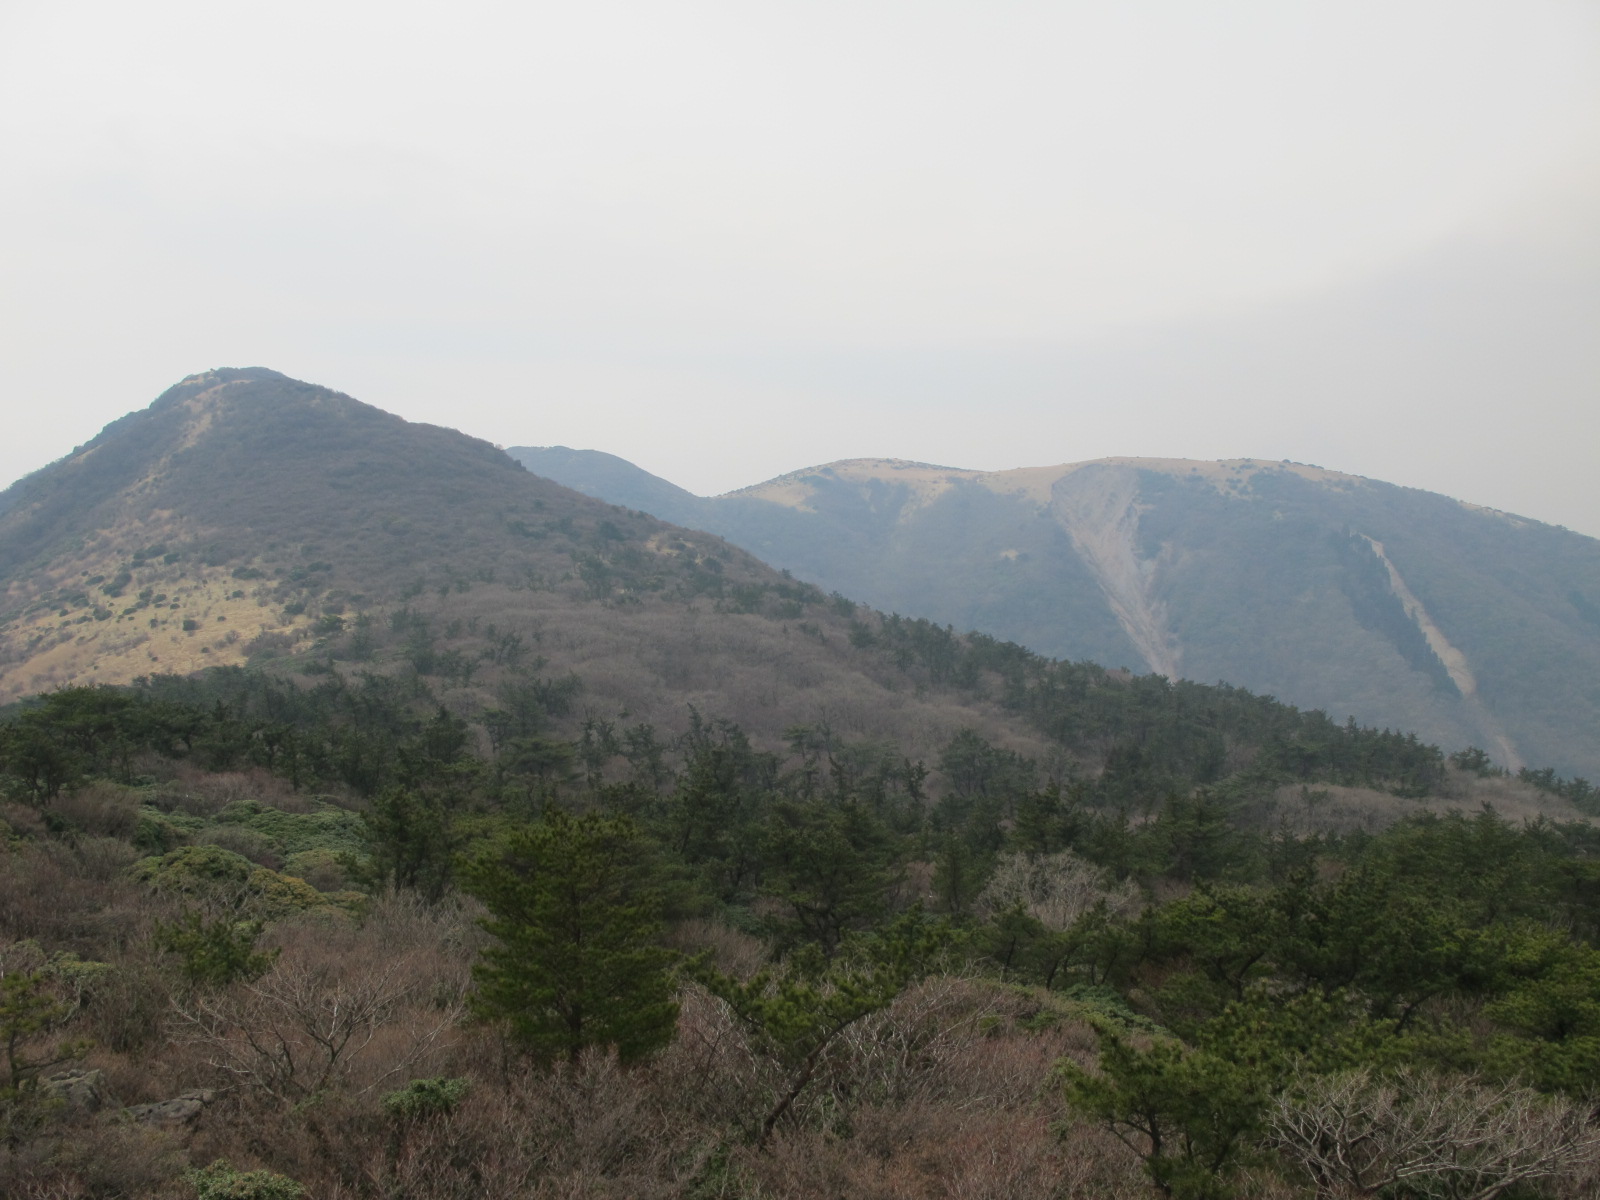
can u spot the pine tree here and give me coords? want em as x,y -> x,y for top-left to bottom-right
460,808 -> 677,1066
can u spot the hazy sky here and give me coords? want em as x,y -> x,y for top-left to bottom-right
3,1 -> 1598,535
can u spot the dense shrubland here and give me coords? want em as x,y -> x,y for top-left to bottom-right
2,667 -> 1599,1198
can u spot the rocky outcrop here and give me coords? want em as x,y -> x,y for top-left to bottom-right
124,1088 -> 217,1127
40,1068 -> 109,1114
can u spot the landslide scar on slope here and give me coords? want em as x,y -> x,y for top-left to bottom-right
1357,534 -> 1522,770
1049,467 -> 1180,679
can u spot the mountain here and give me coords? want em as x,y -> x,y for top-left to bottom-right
514,445 -> 707,529
1,369 -> 1065,767
507,448 -> 1600,779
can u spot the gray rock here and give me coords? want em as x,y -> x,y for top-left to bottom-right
124,1089 -> 216,1126
40,1068 -> 108,1114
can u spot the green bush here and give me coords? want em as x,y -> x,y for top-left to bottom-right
133,807 -> 204,854
153,910 -> 277,987
245,867 -> 333,919
188,1160 -> 304,1200
133,845 -> 335,919
281,848 -> 347,892
381,1075 -> 470,1119
215,799 -> 369,858
133,844 -> 256,892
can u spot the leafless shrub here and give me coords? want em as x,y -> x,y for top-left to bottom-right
666,918 -> 768,977
153,766 -> 310,819
174,919 -> 466,1106
359,1087 -> 544,1200
745,1108 -> 1149,1200
513,597 -> 1060,767
784,982 -> 1114,1196
80,955 -> 173,1058
0,842 -> 154,953
977,849 -> 1141,929
829,975 -> 1025,1112
511,1050 -> 684,1183
35,1121 -> 187,1200
72,837 -> 144,884
667,972 -> 1097,1173
0,802 -> 50,840
355,889 -> 486,976
1458,774 -> 1593,824
1275,775 -> 1595,837
652,985 -> 769,1129
358,1033 -> 717,1200
1268,1066 -> 1600,1199
47,784 -> 140,840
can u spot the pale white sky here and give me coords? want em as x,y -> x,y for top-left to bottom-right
3,1 -> 1598,534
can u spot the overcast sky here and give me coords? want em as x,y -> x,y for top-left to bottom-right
3,1 -> 1598,535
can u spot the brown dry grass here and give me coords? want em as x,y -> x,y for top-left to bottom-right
1273,770 -> 1592,836
361,582 -> 1058,773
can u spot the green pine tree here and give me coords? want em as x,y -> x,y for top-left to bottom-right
460,808 -> 678,1066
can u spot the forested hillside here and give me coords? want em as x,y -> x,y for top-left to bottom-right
2,674 -> 1599,1198
3,370 -> 1600,1198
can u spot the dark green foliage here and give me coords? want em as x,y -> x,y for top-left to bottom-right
0,969 -> 75,1093
460,809 -> 678,1066
855,619 -> 1450,801
759,799 -> 902,954
934,729 -> 1033,838
1482,938 -> 1600,1092
1060,1034 -> 1267,1199
381,1076 -> 470,1120
366,788 -> 459,902
1142,791 -> 1257,883
0,719 -> 78,804
657,742 -> 768,904
0,686 -> 151,801
153,911 -> 277,988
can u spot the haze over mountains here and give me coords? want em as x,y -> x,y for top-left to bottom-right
511,447 -> 1600,780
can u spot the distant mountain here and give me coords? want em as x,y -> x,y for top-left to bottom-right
512,446 -> 707,529
507,448 -> 1600,779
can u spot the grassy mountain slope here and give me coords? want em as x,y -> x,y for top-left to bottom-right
508,449 -> 1600,779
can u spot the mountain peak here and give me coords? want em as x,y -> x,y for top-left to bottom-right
0,370 -> 535,697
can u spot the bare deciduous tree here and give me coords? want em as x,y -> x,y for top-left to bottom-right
1268,1066 -> 1600,1200
977,849 -> 1139,930
176,949 -> 462,1106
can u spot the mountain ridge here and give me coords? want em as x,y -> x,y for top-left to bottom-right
509,445 -> 1600,778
